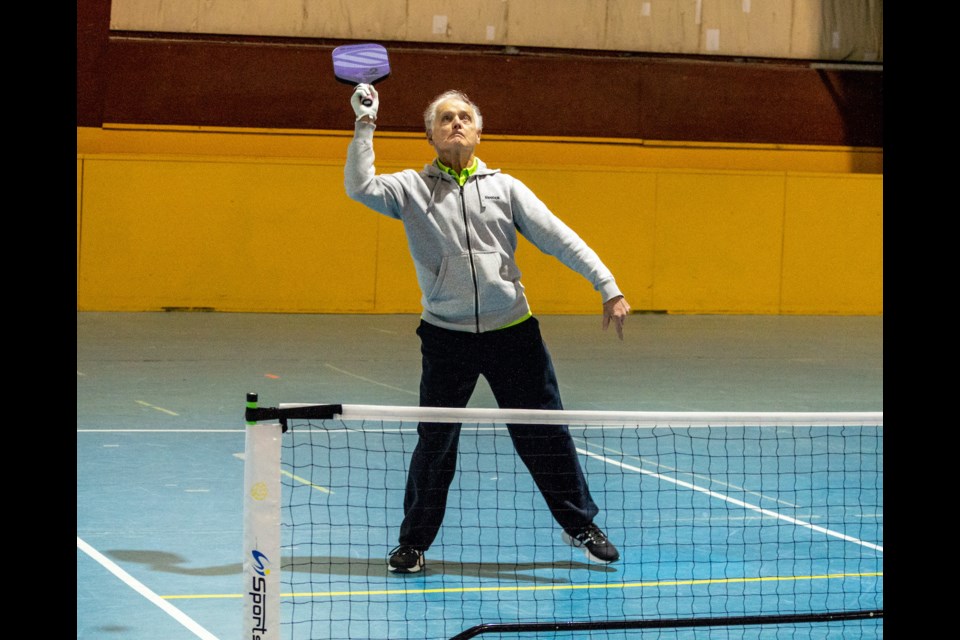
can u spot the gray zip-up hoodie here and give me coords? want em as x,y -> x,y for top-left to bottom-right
345,122 -> 623,333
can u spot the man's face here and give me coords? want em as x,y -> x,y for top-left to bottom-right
428,98 -> 481,156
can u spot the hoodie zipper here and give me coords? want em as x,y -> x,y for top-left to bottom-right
458,181 -> 481,333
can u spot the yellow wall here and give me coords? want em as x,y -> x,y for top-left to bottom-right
76,126 -> 882,315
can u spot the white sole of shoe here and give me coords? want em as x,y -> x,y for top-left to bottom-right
388,555 -> 425,573
562,531 -> 615,564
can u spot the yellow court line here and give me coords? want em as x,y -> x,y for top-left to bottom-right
235,453 -> 333,493
287,571 -> 883,598
323,363 -> 417,397
282,469 -> 333,494
161,571 -> 881,600
136,400 -> 179,416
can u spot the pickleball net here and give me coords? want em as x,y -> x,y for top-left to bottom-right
242,396 -> 882,639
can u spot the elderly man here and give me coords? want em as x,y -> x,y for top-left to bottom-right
344,85 -> 631,573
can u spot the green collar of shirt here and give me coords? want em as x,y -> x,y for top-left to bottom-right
436,158 -> 478,186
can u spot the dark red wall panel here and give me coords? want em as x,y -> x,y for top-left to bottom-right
78,22 -> 882,147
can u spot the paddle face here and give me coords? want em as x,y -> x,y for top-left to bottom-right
332,43 -> 391,86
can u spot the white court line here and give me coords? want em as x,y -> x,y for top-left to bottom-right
77,536 -> 220,640
572,436 -> 800,508
578,449 -> 883,553
77,429 -> 243,433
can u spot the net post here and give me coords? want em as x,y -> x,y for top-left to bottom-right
241,392 -> 282,640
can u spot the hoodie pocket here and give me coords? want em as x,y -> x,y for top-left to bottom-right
427,251 -> 519,317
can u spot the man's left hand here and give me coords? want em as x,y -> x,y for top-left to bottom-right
602,295 -> 631,340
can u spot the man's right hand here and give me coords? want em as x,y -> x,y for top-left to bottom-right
351,84 -> 379,122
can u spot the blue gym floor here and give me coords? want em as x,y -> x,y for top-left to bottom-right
77,312 -> 883,639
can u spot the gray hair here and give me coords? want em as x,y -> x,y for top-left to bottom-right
423,90 -> 483,133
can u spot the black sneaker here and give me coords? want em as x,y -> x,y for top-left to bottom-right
562,523 -> 620,564
388,545 -> 425,573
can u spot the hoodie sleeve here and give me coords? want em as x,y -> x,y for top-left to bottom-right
344,121 -> 409,220
509,176 -> 623,303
